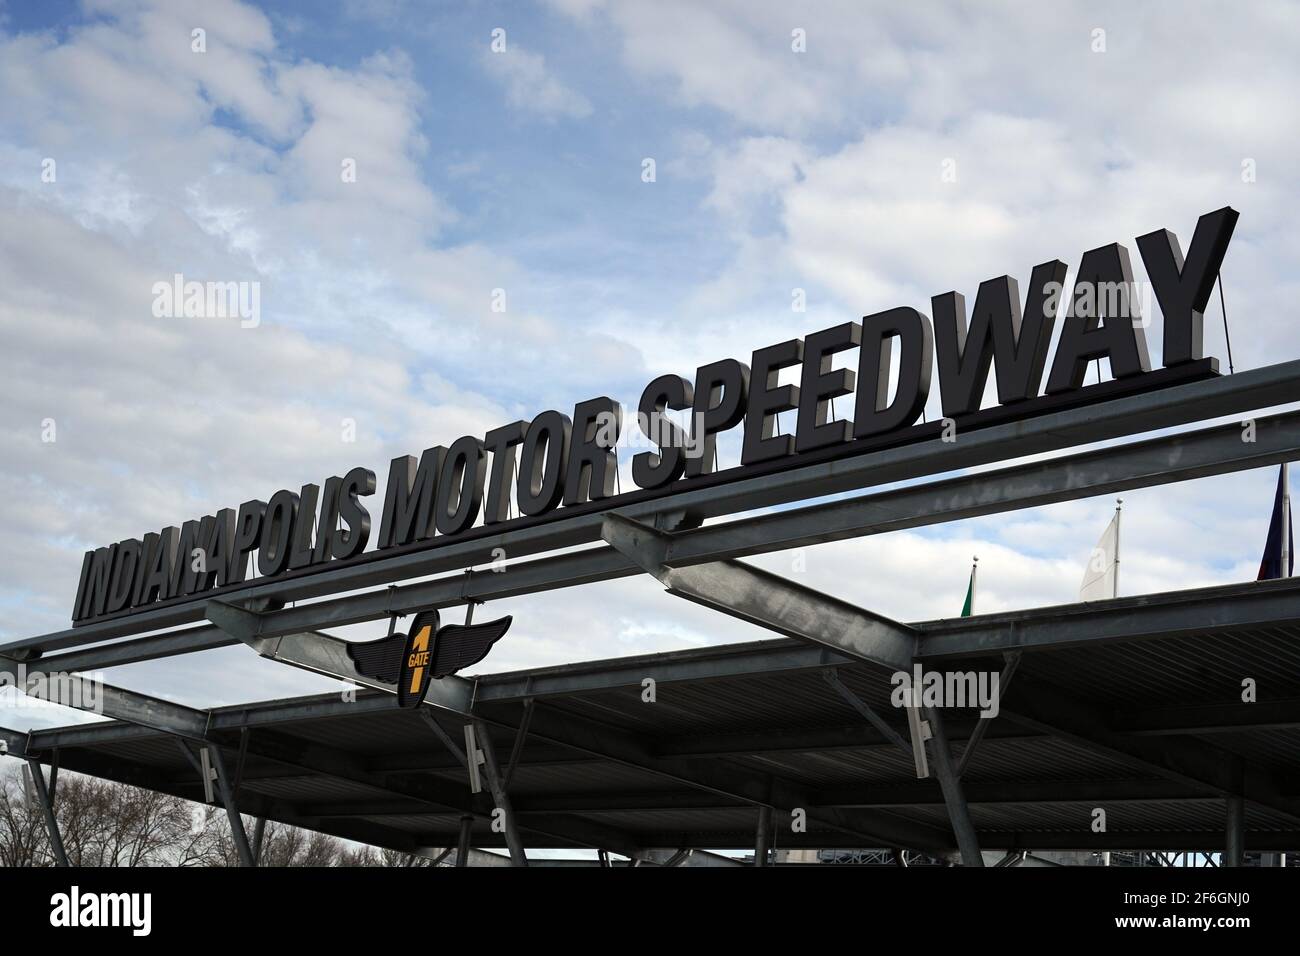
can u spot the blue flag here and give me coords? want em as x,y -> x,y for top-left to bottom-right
1257,465 -> 1293,580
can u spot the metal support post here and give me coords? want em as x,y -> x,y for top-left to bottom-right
471,720 -> 528,867
251,817 -> 266,864
1225,756 -> 1245,868
1225,795 -> 1245,867
754,805 -> 773,867
455,815 -> 474,867
924,705 -> 984,867
26,758 -> 69,867
208,744 -> 255,867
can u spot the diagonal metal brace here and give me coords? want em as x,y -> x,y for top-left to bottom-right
955,651 -> 1021,779
503,698 -> 535,790
25,755 -> 69,867
602,514 -> 916,671
418,710 -> 469,769
822,670 -> 913,757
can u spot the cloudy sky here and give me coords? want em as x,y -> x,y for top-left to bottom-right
2,0 -> 1298,726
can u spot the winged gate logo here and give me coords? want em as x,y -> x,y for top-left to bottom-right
346,610 -> 512,707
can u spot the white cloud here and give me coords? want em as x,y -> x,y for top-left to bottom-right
480,45 -> 593,119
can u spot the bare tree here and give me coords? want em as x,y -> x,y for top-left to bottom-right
0,762 -> 425,867
0,765 -> 50,866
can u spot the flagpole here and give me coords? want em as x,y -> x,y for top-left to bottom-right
1283,463 -> 1291,577
1113,499 -> 1123,599
971,556 -> 978,613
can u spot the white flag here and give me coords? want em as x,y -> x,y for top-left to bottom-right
1079,512 -> 1119,601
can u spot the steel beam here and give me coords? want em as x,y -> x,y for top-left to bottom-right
923,706 -> 983,866
455,815 -> 473,867
602,513 -> 917,671
1225,756 -> 1246,867
471,698 -> 955,852
26,406 -> 1300,672
754,805 -> 772,867
816,778 -> 1218,808
0,656 -> 209,738
251,817 -> 266,864
43,545 -> 1300,699
660,408 -> 1300,567
1225,795 -> 1245,867
472,720 -> 527,866
1117,697 -> 1300,735
477,640 -> 851,703
1000,677 -> 1300,824
369,742 -> 578,774
980,830 -> 1300,852
656,720 -> 1036,758
15,363 -> 1300,658
32,625 -> 239,671
918,574 -> 1300,659
25,756 -> 69,867
264,777 -> 1229,818
207,742 -> 255,867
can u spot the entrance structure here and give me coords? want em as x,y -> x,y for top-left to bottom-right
4,362 -> 1300,865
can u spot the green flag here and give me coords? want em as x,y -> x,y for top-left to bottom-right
961,560 -> 977,617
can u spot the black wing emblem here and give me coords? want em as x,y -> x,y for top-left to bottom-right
429,614 -> 512,678
346,610 -> 513,708
346,631 -> 407,685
